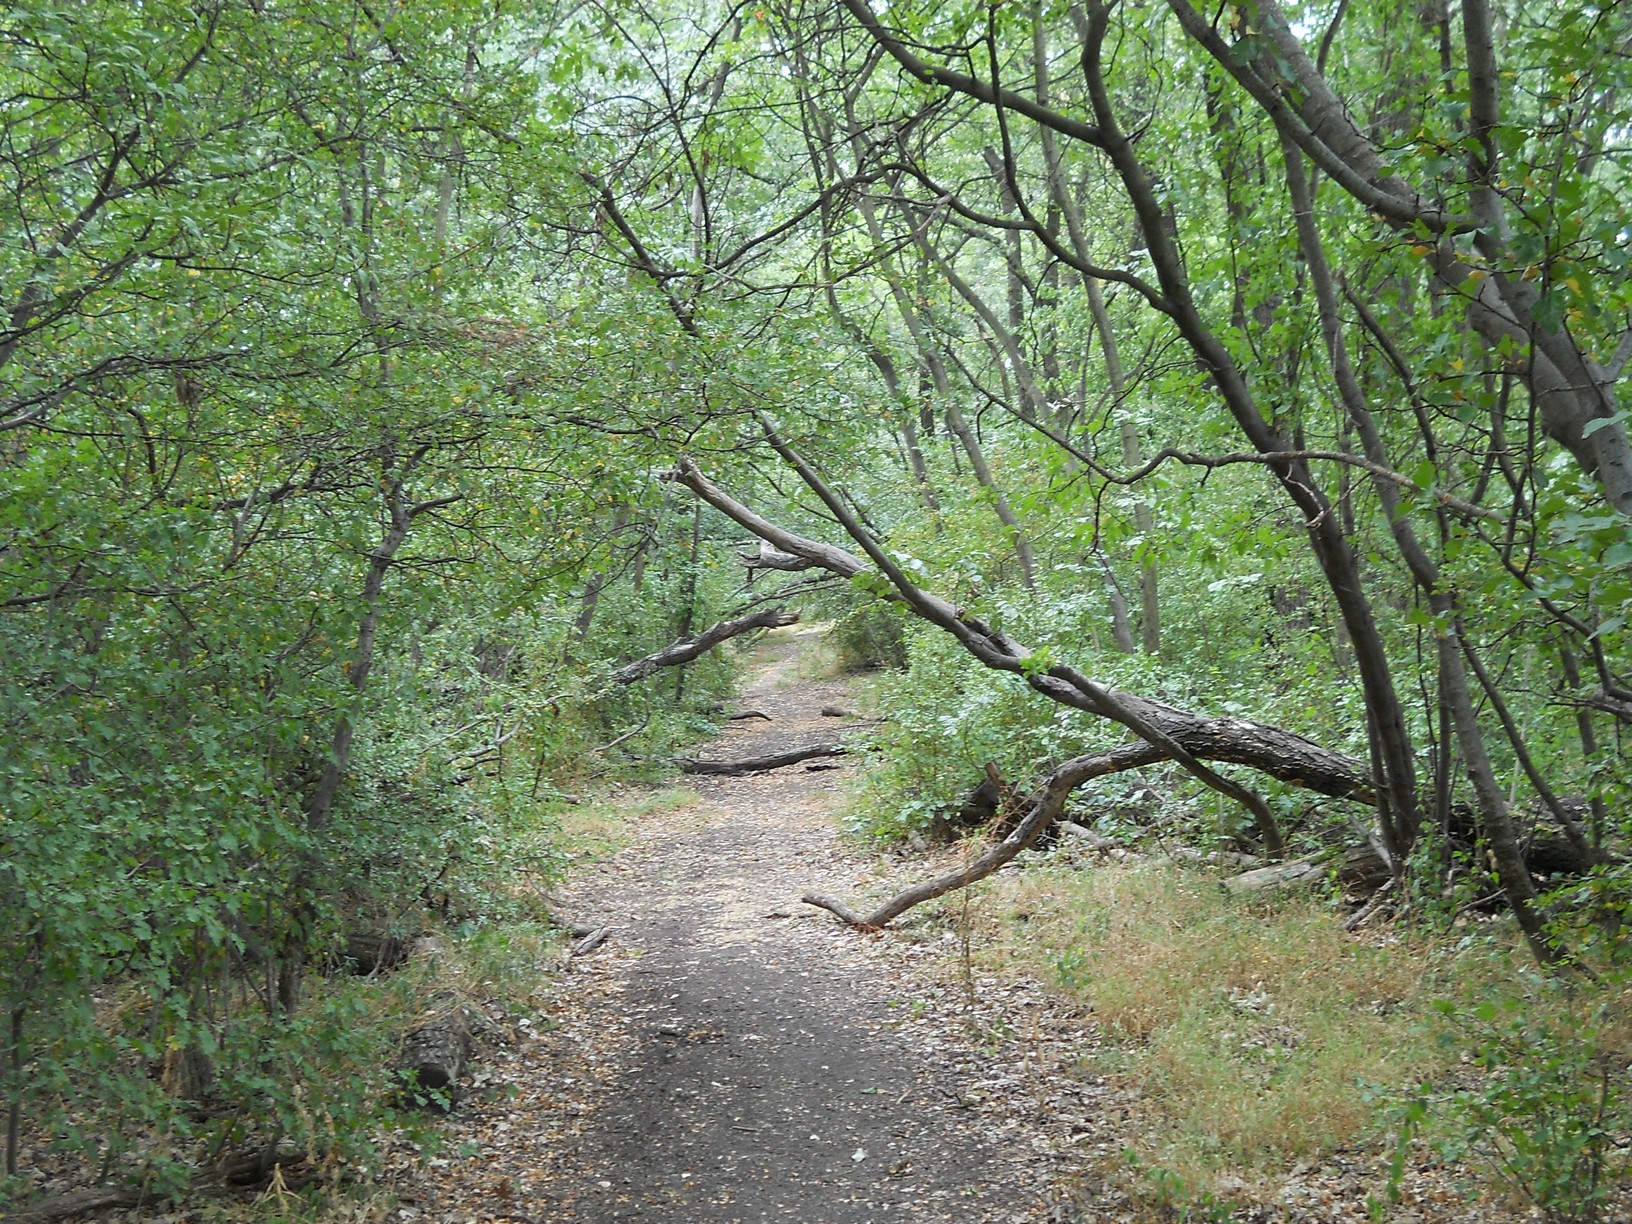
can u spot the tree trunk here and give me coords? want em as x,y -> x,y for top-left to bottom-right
680,744 -> 847,775
398,1001 -> 471,1111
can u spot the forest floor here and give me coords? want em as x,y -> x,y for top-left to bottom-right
391,625 -> 1123,1223
386,628 -> 1528,1224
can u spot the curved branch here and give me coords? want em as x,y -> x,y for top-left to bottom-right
836,0 -> 1105,149
610,606 -> 800,686
668,452 -> 1381,919
804,743 -> 1161,928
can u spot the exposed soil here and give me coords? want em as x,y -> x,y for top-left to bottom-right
387,628 -> 1552,1224
16,629 -> 1616,1223
393,628 -> 1108,1222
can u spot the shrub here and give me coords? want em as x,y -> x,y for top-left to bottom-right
1417,990 -> 1631,1224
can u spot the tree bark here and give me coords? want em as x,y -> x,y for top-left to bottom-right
610,607 -> 798,686
398,1005 -> 471,1111
665,454 -> 1389,880
679,744 -> 847,775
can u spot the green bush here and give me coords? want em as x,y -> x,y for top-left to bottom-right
828,601 -> 908,672
1405,991 -> 1631,1224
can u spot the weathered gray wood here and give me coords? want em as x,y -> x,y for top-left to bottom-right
1166,845 -> 1260,869
1336,843 -> 1393,891
739,540 -> 817,572
217,1144 -> 307,1187
571,926 -> 611,957
398,1000 -> 471,1110
1056,822 -> 1122,852
679,744 -> 846,775
1222,857 -> 1324,895
611,607 -> 799,685
544,908 -> 598,939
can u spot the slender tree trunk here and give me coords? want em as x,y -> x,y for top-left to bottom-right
1035,52 -> 1160,654
673,502 -> 703,704
845,181 -> 1036,584
6,1004 -> 22,1178
1279,131 -> 1559,962
1097,551 -> 1137,654
281,459 -> 422,1011
944,403 -> 1037,591
1091,275 -> 1161,656
1558,642 -> 1610,847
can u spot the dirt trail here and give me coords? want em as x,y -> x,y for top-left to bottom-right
401,627 -> 1108,1223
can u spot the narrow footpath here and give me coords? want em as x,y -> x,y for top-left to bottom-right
396,628 -> 1113,1223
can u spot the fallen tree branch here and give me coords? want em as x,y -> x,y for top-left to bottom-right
595,712 -> 650,754
5,1187 -> 149,1222
611,606 -> 800,685
804,743 -> 1162,928
543,907 -> 599,939
667,454 -> 1371,801
1222,857 -> 1325,895
680,744 -> 847,774
667,450 -> 1376,929
1345,877 -> 1398,931
685,428 -> 1344,858
570,925 -> 612,957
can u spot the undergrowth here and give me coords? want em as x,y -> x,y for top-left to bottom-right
964,857 -> 1632,1220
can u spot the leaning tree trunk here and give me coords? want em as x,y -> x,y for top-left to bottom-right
665,451 -> 1393,926
610,606 -> 799,685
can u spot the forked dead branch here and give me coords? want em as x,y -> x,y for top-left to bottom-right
665,450 -> 1379,929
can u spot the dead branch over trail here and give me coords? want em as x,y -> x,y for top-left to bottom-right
611,607 -> 800,685
666,450 -> 1376,929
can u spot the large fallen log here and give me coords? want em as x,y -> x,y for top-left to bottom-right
679,744 -> 847,775
610,607 -> 799,685
1222,857 -> 1325,895
397,997 -> 472,1111
668,454 -> 1374,803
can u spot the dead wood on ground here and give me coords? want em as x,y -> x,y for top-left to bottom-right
398,997 -> 472,1111
680,744 -> 847,775
4,1187 -> 149,1222
668,453 -> 1379,929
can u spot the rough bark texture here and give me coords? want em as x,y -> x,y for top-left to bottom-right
679,744 -> 847,775
611,607 -> 799,686
398,1003 -> 472,1110
669,457 -> 1371,801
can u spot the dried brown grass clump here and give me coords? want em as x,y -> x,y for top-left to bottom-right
981,860 -> 1465,1190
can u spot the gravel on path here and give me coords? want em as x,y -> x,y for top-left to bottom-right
393,628 -> 1111,1224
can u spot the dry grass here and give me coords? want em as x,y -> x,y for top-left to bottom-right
557,784 -> 702,859
974,858 -> 1510,1195
777,622 -> 844,681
